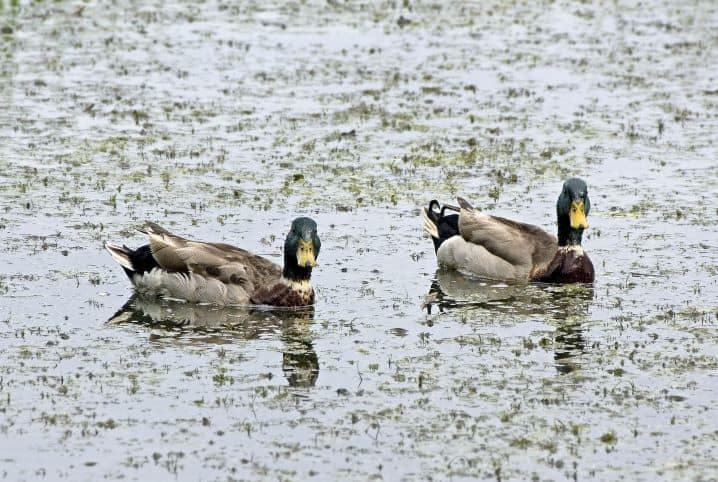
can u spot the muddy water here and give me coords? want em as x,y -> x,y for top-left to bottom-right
1,1 -> 717,480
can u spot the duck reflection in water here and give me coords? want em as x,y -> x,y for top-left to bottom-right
424,269 -> 593,374
108,296 -> 319,387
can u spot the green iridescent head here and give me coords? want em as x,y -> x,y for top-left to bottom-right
556,178 -> 590,246
283,217 -> 320,280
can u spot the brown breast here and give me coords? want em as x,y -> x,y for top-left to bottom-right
250,282 -> 315,307
533,248 -> 595,284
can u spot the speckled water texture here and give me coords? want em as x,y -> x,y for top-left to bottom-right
1,0 -> 717,480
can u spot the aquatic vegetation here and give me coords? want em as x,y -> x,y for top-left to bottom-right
0,0 -> 717,480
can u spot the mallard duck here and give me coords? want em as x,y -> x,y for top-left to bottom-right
422,178 -> 594,284
105,217 -> 321,306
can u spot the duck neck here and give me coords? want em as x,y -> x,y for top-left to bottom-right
557,217 -> 584,247
283,255 -> 313,282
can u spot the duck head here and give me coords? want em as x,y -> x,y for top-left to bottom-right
556,178 -> 591,247
283,217 -> 321,280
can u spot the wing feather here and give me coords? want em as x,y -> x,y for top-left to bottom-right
141,222 -> 282,292
458,205 -> 557,272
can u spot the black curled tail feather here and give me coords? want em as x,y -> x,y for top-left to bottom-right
427,200 -> 442,224
422,200 -> 442,241
422,200 -> 460,254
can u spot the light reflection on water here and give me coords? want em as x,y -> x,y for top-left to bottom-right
109,296 -> 320,388
425,269 -> 593,374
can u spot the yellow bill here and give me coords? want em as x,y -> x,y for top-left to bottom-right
570,200 -> 589,229
297,239 -> 317,267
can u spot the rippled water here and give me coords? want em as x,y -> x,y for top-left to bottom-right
1,1 -> 717,480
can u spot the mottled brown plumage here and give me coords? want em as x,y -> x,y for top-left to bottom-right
251,280 -> 315,307
142,222 -> 282,292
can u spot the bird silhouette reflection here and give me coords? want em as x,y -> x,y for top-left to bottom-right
425,269 -> 593,374
108,296 -> 319,387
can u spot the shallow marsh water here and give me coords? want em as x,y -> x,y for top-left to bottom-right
1,0 -> 717,480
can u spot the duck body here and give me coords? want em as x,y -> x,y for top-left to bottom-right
106,218 -> 320,307
422,178 -> 594,284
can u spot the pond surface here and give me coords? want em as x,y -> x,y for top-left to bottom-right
1,0 -> 717,480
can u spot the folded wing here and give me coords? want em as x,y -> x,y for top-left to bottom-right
141,222 -> 282,294
456,198 -> 557,277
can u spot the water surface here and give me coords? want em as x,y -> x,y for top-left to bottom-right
1,1 -> 717,480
